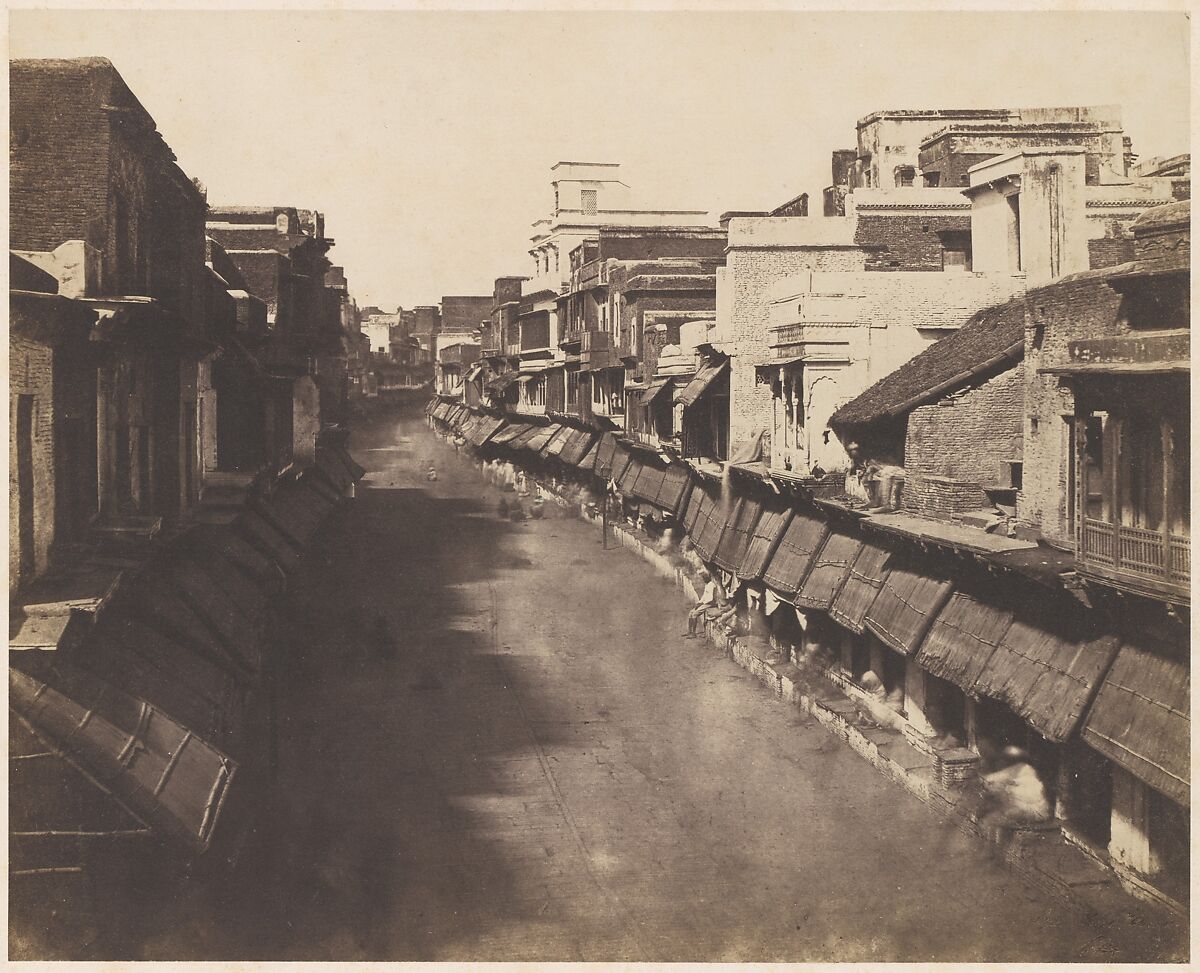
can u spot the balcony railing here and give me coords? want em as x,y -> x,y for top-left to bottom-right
1079,518 -> 1190,598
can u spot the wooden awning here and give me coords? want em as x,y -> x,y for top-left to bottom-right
677,358 -> 729,408
639,377 -> 674,407
490,422 -> 534,446
762,508 -> 830,600
11,662 -> 238,855
520,424 -> 556,453
540,424 -> 573,458
796,531 -> 864,611
864,553 -> 954,655
1082,633 -> 1189,805
559,429 -> 596,467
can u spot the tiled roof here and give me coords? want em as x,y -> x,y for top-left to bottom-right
829,292 -> 1028,429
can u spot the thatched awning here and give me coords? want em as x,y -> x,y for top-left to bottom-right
609,441 -> 635,484
616,452 -> 644,496
762,508 -> 830,599
915,588 -> 1014,693
738,503 -> 792,581
630,458 -> 667,505
711,496 -> 763,574
864,553 -> 954,655
655,463 -> 693,516
829,541 -> 892,634
684,483 -> 723,562
975,597 -> 1120,744
797,531 -> 864,611
592,432 -> 619,477
1082,634 -> 1189,805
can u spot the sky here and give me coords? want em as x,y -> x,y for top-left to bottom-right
9,8 -> 1191,311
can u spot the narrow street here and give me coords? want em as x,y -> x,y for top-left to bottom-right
130,407 -> 1152,961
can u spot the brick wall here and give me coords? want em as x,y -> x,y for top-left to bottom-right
10,59 -> 113,256
9,339 -> 57,593
855,213 -> 972,271
904,365 -> 1024,489
902,475 -> 990,520
1088,236 -> 1136,270
1020,272 -> 1125,544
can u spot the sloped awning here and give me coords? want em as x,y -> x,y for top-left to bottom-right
829,541 -> 892,634
863,552 -> 955,655
11,662 -> 237,854
464,363 -> 483,382
486,372 -> 520,394
738,504 -> 793,581
592,433 -> 618,477
541,424 -> 573,458
762,507 -> 830,600
684,484 -> 727,562
678,358 -> 729,408
796,531 -> 864,611
639,377 -> 674,407
490,422 -> 533,446
609,441 -> 635,484
616,453 -> 644,497
630,460 -> 667,505
1082,633 -> 1189,805
469,416 -> 506,447
712,496 -> 763,574
521,424 -> 557,453
560,429 -> 596,467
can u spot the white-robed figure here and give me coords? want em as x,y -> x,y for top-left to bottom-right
980,745 -> 1052,827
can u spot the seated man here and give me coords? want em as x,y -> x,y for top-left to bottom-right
684,569 -> 719,638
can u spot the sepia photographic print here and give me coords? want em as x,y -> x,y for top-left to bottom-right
6,3 -> 1192,963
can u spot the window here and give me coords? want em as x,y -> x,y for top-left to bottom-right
771,365 -> 803,472
923,172 -> 941,188
894,166 -> 916,188
580,189 -> 598,215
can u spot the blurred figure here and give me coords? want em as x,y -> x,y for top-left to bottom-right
980,745 -> 1052,827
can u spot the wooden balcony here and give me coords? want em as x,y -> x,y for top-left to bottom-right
580,329 -> 617,370
1079,518 -> 1190,602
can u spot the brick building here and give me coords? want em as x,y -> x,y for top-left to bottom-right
11,58 -> 212,531
824,198 -> 1190,906
9,257 -> 100,595
721,104 -> 1182,479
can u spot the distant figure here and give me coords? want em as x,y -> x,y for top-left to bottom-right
426,466 -> 438,482
509,501 -> 528,522
810,461 -> 827,480
497,497 -> 509,517
372,616 -> 396,660
530,497 -> 545,520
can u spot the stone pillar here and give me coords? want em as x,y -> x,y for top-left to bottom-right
903,659 -> 936,737
1109,765 -> 1158,875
